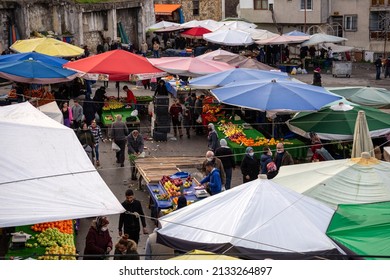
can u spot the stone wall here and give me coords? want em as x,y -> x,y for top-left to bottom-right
225,0 -> 239,18
181,0 -> 222,22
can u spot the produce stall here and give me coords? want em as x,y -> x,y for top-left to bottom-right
5,220 -> 77,260
214,119 -> 307,163
101,98 -> 140,130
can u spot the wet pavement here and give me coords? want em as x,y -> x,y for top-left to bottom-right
75,62 -> 389,259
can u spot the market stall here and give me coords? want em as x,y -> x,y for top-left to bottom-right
5,220 -> 77,260
214,119 -> 307,163
101,98 -> 140,130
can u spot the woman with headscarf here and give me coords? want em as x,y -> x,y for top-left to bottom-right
207,123 -> 220,153
83,216 -> 113,260
240,147 -> 260,183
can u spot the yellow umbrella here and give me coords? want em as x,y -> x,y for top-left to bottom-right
351,111 -> 375,158
10,38 -> 84,57
169,250 -> 239,260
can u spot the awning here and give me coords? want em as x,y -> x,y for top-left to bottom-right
154,4 -> 181,16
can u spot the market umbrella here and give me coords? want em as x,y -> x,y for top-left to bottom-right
146,20 -> 180,32
157,177 -> 344,260
273,152 -> 390,209
0,102 -> 125,227
0,52 -> 68,67
64,49 -> 165,81
255,34 -> 309,45
213,54 -> 277,70
203,29 -> 254,46
181,19 -> 223,31
196,49 -> 236,60
301,33 -> 347,47
180,27 -> 211,39
0,58 -> 79,84
351,111 -> 375,158
10,37 -> 84,57
189,68 -> 288,89
326,201 -> 390,259
286,102 -> 390,140
148,56 -> 234,77
169,250 -> 239,260
217,20 -> 257,30
283,30 -> 309,36
210,79 -> 342,112
246,28 -> 279,40
327,86 -> 390,109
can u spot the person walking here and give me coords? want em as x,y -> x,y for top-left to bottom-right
140,40 -> 148,57
199,161 -> 222,195
240,147 -> 260,183
89,120 -> 104,167
169,99 -> 183,138
93,86 -> 107,120
207,123 -> 220,153
182,103 -> 192,138
61,102 -> 73,128
127,130 -> 144,180
118,189 -> 148,244
83,93 -> 96,126
274,142 -> 294,171
109,114 -> 129,167
71,99 -> 83,130
312,67 -> 322,86
215,139 -> 235,190
113,234 -> 140,260
83,216 -> 113,260
375,56 -> 382,80
193,95 -> 204,135
77,122 -> 95,163
385,57 -> 390,78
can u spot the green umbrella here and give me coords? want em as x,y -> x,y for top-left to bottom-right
287,103 -> 390,140
327,86 -> 390,109
326,201 -> 390,259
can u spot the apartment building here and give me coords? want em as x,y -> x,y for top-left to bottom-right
238,0 -> 389,55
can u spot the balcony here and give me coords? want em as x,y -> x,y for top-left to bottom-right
370,30 -> 390,40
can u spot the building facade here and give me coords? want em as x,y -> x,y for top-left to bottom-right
238,0 -> 389,56
0,0 -> 155,54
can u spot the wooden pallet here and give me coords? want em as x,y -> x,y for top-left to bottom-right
135,156 -> 204,184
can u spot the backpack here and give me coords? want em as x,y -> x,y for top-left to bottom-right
266,161 -> 277,173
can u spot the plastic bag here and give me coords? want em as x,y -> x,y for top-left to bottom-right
112,142 -> 121,152
131,109 -> 138,117
196,115 -> 202,124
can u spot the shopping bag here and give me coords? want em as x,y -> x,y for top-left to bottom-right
111,142 -> 121,152
196,115 -> 202,124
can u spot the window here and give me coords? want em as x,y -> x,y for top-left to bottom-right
300,0 -> 312,10
344,15 -> 358,31
254,0 -> 268,10
193,0 -> 199,16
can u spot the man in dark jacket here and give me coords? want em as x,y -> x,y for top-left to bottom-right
127,130 -> 144,180
375,56 -> 382,80
109,115 -> 129,167
274,143 -> 294,170
215,139 -> 235,190
118,189 -> 148,244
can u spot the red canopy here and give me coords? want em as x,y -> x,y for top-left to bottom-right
181,27 -> 211,39
63,50 -> 165,81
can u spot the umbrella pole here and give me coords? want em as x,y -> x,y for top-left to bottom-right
117,81 -> 120,101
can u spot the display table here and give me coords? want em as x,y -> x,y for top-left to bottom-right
214,120 -> 307,163
101,108 -> 140,131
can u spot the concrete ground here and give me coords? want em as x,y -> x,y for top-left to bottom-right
75,62 -> 388,259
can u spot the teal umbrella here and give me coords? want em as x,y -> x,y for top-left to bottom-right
326,201 -> 390,259
327,86 -> 390,109
287,102 -> 390,140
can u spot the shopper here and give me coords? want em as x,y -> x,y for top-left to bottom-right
312,67 -> 322,86
77,122 -> 95,163
201,151 -> 226,187
109,114 -> 129,167
89,120 -> 104,167
113,234 -> 140,260
375,56 -> 383,80
71,99 -> 83,130
182,103 -> 192,138
83,216 -> 113,260
127,130 -> 144,180
240,147 -> 260,183
61,102 -> 73,128
169,99 -> 183,138
118,189 -> 148,244
274,143 -> 294,170
215,139 -> 235,190
207,123 -> 220,153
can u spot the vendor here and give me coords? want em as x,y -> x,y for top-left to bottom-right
123,85 -> 137,108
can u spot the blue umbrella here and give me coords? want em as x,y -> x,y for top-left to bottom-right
0,58 -> 79,84
0,52 -> 68,67
210,79 -> 342,112
283,30 -> 309,37
188,68 -> 289,89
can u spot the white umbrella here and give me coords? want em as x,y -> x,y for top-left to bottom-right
301,33 -> 347,47
203,29 -> 254,46
246,28 -> 279,40
351,111 -> 375,158
146,20 -> 180,31
219,20 -> 257,30
321,43 -> 355,53
196,49 -> 237,60
180,19 -> 223,31
255,34 -> 310,45
273,153 -> 390,209
157,178 -> 343,259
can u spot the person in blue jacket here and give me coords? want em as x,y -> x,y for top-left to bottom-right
200,161 -> 222,195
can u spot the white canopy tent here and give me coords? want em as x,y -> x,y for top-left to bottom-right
0,102 -> 125,227
38,101 -> 63,124
273,154 -> 390,209
157,178 -> 344,259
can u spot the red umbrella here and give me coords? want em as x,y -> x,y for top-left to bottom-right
181,27 -> 211,39
63,49 -> 165,81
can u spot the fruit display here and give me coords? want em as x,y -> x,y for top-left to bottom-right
39,244 -> 77,260
31,220 -> 74,234
102,99 -> 124,111
157,193 -> 170,201
104,115 -> 114,121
